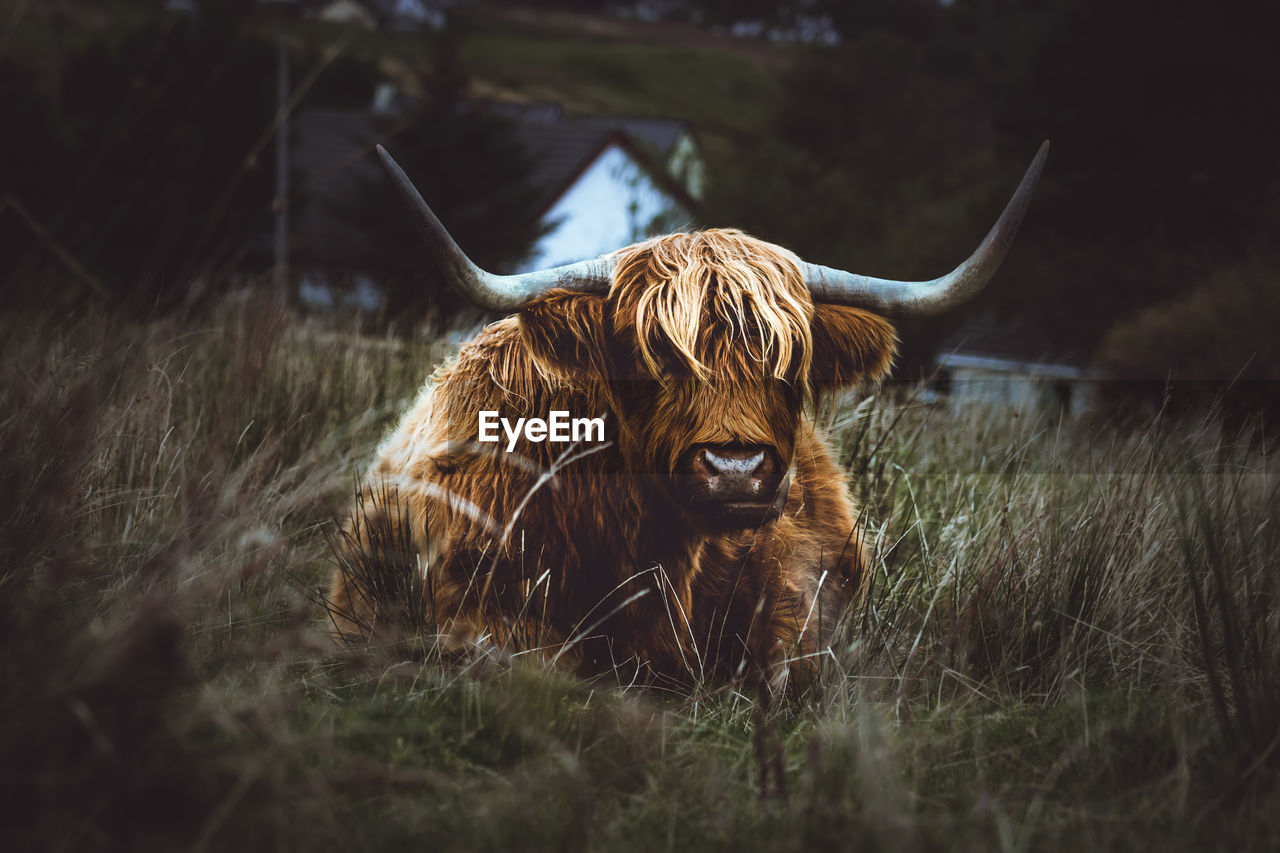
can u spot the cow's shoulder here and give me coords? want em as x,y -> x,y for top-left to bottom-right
440,316 -> 603,413
779,420 -> 859,537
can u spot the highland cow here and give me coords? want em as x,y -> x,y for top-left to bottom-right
328,142 -> 1048,690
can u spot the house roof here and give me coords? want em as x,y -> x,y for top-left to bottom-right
293,110 -> 380,185
541,128 -> 699,219
290,103 -> 699,264
489,103 -> 696,213
292,110 -> 383,262
936,351 -> 1098,380
365,0 -> 441,21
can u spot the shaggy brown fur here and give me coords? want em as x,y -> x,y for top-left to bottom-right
329,229 -> 897,689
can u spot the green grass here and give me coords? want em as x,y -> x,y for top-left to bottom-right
266,9 -> 783,169
461,36 -> 778,135
2,299 -> 1278,850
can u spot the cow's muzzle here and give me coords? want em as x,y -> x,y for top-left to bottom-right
678,444 -> 790,528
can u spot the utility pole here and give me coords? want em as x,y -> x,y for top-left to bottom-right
273,36 -> 290,303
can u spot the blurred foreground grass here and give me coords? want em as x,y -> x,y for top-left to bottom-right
1,298 -> 1277,851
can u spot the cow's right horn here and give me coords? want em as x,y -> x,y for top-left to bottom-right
377,145 -> 616,312
800,140 -> 1049,317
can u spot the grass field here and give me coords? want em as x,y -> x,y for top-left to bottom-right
3,299 -> 1278,851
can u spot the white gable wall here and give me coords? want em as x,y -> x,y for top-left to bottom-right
517,143 -> 692,272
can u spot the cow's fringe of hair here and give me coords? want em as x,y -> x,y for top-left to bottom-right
613,229 -> 814,388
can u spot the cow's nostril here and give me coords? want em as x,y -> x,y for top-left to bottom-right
702,449 -> 765,476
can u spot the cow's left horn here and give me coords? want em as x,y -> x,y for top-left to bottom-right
801,140 -> 1049,317
377,145 -> 615,312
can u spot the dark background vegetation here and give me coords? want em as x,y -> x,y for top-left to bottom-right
2,1 -> 1279,850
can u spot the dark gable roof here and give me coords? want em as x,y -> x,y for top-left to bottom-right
291,103 -> 698,261
536,128 -> 698,220
326,0 -> 445,26
570,116 -> 687,158
293,110 -> 380,186
363,0 -> 423,18
292,110 -> 383,262
491,104 -> 695,213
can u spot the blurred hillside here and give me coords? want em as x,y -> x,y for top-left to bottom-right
2,0 -> 1277,390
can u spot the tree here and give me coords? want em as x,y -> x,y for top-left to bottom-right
997,0 -> 1280,345
702,31 -> 1007,374
0,59 -> 74,307
1094,258 -> 1280,422
3,13 -> 278,311
316,42 -> 548,322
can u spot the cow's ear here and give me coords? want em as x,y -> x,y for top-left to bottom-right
808,304 -> 898,388
520,291 -> 611,383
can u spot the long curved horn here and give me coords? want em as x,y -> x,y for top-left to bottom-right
376,145 -> 615,312
801,140 -> 1049,317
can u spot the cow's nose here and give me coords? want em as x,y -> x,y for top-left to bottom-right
688,444 -> 780,501
700,448 -> 766,478
680,444 -> 787,528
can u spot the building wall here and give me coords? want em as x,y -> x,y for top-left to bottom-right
945,369 -> 1096,416
938,352 -> 1097,416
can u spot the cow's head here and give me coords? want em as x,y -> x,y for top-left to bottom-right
519,230 -> 896,529
375,142 -> 1047,529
